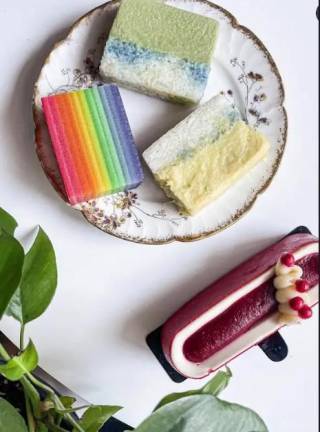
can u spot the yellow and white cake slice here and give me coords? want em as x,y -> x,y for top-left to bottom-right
143,95 -> 270,215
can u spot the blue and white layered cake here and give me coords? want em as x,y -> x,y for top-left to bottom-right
100,0 -> 219,104
143,95 -> 270,215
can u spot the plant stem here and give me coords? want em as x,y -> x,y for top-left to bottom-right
0,343 -> 11,361
0,344 -> 41,419
57,405 -> 89,414
21,376 -> 41,418
0,344 -> 83,432
0,343 -> 82,432
24,390 -> 36,432
47,423 -> 70,432
20,324 -> 26,351
26,373 -> 85,432
27,372 -> 55,395
53,395 -> 85,432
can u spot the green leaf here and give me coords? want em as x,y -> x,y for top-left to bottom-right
0,340 -> 38,381
201,367 -> 232,397
0,231 -> 24,319
6,227 -> 57,324
154,369 -> 232,411
0,397 -> 28,432
0,208 -> 18,235
55,405 -> 89,415
59,396 -> 77,409
136,395 -> 268,432
75,406 -> 122,432
36,422 -> 49,432
154,390 -> 199,412
5,287 -> 23,322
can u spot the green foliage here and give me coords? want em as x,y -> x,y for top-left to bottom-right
135,395 -> 268,432
0,207 -> 18,235
0,232 -> 24,319
59,396 -> 77,410
21,377 -> 41,418
0,340 -> 38,381
143,368 -> 267,432
0,208 -> 269,432
36,422 -> 49,432
75,406 -> 122,432
154,368 -> 232,411
201,367 -> 232,396
6,227 -> 57,324
0,397 -> 28,432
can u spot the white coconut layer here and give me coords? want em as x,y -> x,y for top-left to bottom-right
143,94 -> 241,173
170,242 -> 319,378
100,53 -> 206,105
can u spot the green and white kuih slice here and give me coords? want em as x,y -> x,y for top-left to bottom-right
100,0 -> 219,104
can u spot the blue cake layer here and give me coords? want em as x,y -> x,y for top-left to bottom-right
106,38 -> 210,85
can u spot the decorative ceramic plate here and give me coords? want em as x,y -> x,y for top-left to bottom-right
33,0 -> 287,244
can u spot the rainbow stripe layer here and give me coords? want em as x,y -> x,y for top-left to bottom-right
42,85 -> 143,205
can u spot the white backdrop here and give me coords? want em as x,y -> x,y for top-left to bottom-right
0,1 -> 318,431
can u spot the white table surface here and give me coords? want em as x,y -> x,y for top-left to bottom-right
0,1 -> 318,430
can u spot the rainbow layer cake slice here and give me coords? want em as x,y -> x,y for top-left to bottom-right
42,85 -> 143,205
100,0 -> 219,104
143,95 -> 270,215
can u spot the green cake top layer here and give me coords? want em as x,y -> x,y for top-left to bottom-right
110,0 -> 219,64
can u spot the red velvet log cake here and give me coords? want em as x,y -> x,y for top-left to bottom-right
161,233 -> 319,378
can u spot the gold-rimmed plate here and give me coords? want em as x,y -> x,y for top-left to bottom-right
33,0 -> 287,244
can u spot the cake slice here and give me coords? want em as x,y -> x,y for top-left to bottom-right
161,232 -> 319,379
100,0 -> 219,104
143,95 -> 270,215
42,85 -> 143,205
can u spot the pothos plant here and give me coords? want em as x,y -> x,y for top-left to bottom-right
0,207 -> 269,432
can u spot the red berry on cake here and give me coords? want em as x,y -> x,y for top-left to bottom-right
289,297 -> 305,311
295,279 -> 310,293
280,253 -> 295,267
298,305 -> 313,319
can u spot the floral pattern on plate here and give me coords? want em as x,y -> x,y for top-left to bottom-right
33,0 -> 287,244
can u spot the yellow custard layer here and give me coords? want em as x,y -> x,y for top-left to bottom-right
155,121 -> 270,215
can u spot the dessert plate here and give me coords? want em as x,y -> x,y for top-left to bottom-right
33,0 -> 287,244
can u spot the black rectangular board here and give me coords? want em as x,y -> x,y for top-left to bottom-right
103,417 -> 133,431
